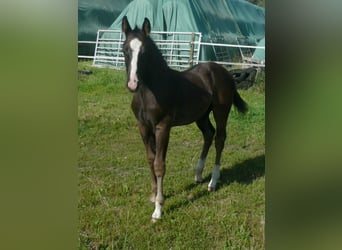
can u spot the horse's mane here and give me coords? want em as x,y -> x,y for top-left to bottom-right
144,35 -> 169,70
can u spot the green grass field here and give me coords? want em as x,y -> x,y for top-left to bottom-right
78,61 -> 265,249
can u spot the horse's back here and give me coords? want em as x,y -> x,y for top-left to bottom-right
170,70 -> 213,126
185,62 -> 236,105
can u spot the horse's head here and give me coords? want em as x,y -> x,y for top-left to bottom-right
122,16 -> 151,92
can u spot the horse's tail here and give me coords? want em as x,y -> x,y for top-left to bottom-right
233,90 -> 248,114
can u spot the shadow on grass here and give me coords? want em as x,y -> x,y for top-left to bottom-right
165,154 -> 265,213
191,154 -> 265,189
218,154 -> 265,187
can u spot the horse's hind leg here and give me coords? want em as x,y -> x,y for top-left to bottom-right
208,104 -> 231,191
195,112 -> 215,183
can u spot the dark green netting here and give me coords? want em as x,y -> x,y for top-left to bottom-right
79,0 -> 264,62
252,36 -> 265,62
78,0 -> 133,56
106,0 -> 264,62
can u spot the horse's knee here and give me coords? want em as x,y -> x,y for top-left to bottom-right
153,160 -> 165,177
147,155 -> 155,167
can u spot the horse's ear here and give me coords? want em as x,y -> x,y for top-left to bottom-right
142,18 -> 151,36
122,16 -> 131,35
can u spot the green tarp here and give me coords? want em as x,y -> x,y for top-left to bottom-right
78,0 -> 265,63
106,0 -> 265,61
252,36 -> 265,62
78,0 -> 133,55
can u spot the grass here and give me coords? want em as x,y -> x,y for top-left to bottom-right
78,61 -> 265,249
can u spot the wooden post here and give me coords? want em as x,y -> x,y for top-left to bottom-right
189,33 -> 195,67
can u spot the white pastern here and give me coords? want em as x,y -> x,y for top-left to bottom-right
208,164 -> 220,191
195,158 -> 206,183
128,38 -> 142,91
152,176 -> 163,220
152,201 -> 162,220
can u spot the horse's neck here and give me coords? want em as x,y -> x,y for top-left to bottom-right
140,41 -> 176,93
143,57 -> 171,88
140,65 -> 176,107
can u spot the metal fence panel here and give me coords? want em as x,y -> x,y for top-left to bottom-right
79,30 -> 265,69
92,30 -> 202,69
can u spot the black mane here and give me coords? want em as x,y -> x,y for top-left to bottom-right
137,33 -> 169,84
144,35 -> 169,70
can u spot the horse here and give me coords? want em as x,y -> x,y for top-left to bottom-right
121,16 -> 248,221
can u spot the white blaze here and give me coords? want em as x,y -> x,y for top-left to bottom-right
128,38 -> 142,91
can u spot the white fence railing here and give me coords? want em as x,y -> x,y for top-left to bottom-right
78,41 -> 97,60
91,30 -> 201,69
198,42 -> 265,67
78,30 -> 265,69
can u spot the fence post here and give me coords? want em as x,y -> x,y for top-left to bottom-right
189,33 -> 195,67
92,30 -> 101,67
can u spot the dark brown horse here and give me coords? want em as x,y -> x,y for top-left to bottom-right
121,16 -> 247,221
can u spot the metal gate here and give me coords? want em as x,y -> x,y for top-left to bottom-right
92,30 -> 202,69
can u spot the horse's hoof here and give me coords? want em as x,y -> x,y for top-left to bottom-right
208,186 -> 216,192
195,176 -> 203,183
151,217 -> 161,223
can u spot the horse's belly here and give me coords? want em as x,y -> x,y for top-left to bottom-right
172,97 -> 211,126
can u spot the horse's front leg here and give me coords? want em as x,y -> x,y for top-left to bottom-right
137,122 -> 157,203
151,121 -> 171,221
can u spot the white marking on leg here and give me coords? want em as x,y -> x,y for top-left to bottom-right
208,164 -> 220,191
195,158 -> 206,183
152,201 -> 162,221
128,38 -> 142,91
151,176 -> 163,220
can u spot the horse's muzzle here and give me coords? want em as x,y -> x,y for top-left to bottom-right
127,79 -> 138,92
